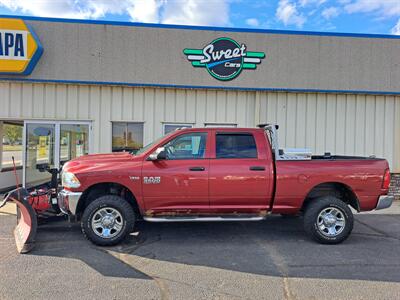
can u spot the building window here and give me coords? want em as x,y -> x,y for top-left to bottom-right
112,122 -> 144,153
60,124 -> 90,164
216,133 -> 258,159
163,123 -> 193,135
204,123 -> 237,128
1,122 -> 23,169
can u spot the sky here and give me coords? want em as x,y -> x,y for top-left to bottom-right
0,0 -> 399,35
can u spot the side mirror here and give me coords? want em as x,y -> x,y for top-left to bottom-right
148,147 -> 167,161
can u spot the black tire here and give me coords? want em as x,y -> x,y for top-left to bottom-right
81,195 -> 135,246
303,196 -> 353,244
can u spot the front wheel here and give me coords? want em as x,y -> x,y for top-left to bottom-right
303,196 -> 353,244
81,195 -> 135,246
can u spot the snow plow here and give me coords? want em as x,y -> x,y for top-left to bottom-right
0,158 -> 61,253
0,188 -> 38,253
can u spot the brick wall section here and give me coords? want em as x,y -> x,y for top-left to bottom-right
389,174 -> 400,201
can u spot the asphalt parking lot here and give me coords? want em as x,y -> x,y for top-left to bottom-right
1,203 -> 400,300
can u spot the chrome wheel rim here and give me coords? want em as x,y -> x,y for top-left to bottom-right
91,207 -> 124,239
317,207 -> 346,237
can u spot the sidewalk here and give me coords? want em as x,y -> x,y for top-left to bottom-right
0,202 -> 16,216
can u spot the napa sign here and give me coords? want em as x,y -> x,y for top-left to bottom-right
183,37 -> 265,81
0,18 -> 43,75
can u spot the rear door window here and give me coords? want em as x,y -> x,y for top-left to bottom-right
216,133 -> 258,159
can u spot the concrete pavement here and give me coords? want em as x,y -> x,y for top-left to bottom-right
0,202 -> 399,299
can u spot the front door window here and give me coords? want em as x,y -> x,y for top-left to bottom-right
163,132 -> 207,160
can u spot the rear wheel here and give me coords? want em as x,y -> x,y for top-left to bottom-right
81,195 -> 135,246
303,196 -> 353,244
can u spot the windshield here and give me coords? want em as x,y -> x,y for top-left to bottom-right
134,131 -> 175,155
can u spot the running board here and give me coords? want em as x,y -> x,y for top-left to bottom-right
143,215 -> 267,222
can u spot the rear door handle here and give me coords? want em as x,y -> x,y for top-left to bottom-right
189,167 -> 205,171
249,166 -> 265,171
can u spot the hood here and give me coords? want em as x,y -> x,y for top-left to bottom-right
63,152 -> 139,174
70,152 -> 132,162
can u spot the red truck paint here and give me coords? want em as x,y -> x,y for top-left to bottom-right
273,159 -> 389,213
63,127 -> 390,216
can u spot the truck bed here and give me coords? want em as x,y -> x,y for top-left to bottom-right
273,157 -> 389,213
310,155 -> 384,160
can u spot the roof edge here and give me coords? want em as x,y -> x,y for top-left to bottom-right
1,14 -> 400,40
0,77 -> 399,96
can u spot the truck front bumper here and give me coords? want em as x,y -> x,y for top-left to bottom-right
58,189 -> 82,215
375,195 -> 394,210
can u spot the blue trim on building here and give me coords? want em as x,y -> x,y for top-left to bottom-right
22,23 -> 43,75
1,14 -> 400,40
0,77 -> 399,96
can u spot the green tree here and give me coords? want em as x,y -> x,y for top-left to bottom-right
4,124 -> 22,145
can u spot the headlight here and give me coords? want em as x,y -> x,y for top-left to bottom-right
61,172 -> 81,188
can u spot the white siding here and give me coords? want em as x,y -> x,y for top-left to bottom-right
0,82 -> 255,152
0,82 -> 399,174
258,92 -> 400,172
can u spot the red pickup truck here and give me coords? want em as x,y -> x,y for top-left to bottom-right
58,124 -> 393,246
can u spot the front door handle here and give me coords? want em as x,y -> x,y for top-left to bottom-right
189,167 -> 205,171
249,166 -> 265,171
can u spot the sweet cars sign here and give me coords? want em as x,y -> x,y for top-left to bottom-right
0,18 -> 43,75
183,37 -> 265,81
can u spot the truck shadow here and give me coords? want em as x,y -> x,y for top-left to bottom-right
32,213 -> 400,282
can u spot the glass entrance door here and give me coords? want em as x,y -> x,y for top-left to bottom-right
23,121 -> 91,188
25,123 -> 56,189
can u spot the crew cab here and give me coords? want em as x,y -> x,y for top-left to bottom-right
59,124 -> 393,245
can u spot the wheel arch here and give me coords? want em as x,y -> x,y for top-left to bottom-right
75,182 -> 140,220
302,182 -> 360,212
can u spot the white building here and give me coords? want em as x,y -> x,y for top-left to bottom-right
0,16 -> 399,191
